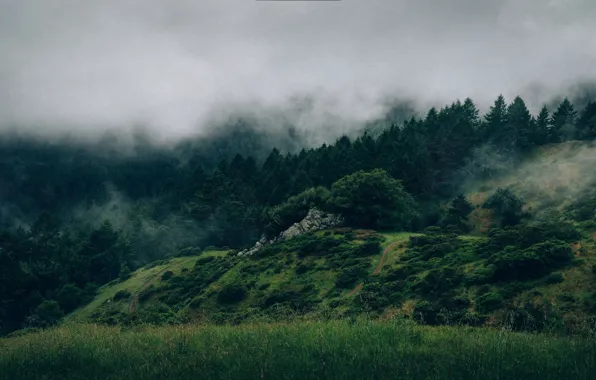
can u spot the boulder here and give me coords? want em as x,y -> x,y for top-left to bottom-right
236,208 -> 344,257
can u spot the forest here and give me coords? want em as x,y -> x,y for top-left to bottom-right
1,94 -> 596,334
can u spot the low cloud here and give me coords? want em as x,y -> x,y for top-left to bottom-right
1,0 -> 595,141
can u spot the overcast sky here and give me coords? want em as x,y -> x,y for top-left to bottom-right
1,0 -> 595,140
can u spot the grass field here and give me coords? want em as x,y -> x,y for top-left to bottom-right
1,319 -> 594,380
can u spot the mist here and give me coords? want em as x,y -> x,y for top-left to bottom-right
1,0 -> 596,142
462,141 -> 596,220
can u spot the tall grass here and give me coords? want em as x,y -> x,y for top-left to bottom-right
1,319 -> 594,380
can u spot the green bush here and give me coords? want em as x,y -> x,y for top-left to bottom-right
465,265 -> 496,285
264,290 -> 302,308
476,292 -> 504,313
26,300 -> 64,329
113,290 -> 132,302
177,247 -> 202,257
483,188 -> 525,227
335,267 -> 367,289
354,241 -> 381,257
544,272 -> 564,284
412,300 -> 444,325
55,284 -> 85,313
161,271 -> 174,281
295,261 -> 316,275
217,284 -> 248,304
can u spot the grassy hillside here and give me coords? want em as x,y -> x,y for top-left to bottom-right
75,230 -> 419,326
49,142 -> 596,334
65,223 -> 596,334
2,320 -> 594,380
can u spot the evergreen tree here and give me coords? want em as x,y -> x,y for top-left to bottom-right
532,105 -> 550,146
549,98 -> 576,143
441,195 -> 474,232
483,95 -> 508,143
575,101 -> 596,140
506,96 -> 533,150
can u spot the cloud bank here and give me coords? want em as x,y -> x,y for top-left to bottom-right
1,0 -> 595,140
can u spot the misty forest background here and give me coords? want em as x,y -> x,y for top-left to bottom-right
2,93 -> 596,334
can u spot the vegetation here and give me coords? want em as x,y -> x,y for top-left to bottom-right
1,320 -> 594,380
2,93 -> 596,344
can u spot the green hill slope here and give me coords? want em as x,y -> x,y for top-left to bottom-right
61,142 -> 596,333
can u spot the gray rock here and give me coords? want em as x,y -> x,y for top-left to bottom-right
236,208 -> 344,257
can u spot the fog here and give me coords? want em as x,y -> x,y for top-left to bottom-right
1,0 -> 595,141
461,141 -> 596,221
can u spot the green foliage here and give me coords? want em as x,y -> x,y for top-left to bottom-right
55,284 -> 85,313
575,101 -> 596,140
483,188 -> 525,227
217,284 -> 248,304
1,93 -> 594,335
26,301 -> 64,329
2,321 -> 596,380
261,187 -> 331,238
328,169 -> 418,230
118,265 -> 131,281
335,266 -> 367,289
544,272 -> 565,285
476,292 -> 504,313
440,195 -> 474,233
549,98 -> 577,143
112,290 -> 131,302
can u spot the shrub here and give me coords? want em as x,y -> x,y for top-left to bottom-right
476,292 -> 504,313
491,248 -> 546,281
264,290 -> 301,308
412,267 -> 462,295
483,188 -> 525,227
295,261 -> 316,275
217,284 -> 248,304
335,267 -> 366,289
55,283 -> 84,313
26,300 -> 64,328
113,290 -> 132,302
178,247 -> 202,257
161,271 -> 174,281
544,272 -> 565,284
465,265 -> 496,285
195,256 -> 215,266
189,297 -> 205,309
354,241 -> 381,257
139,285 -> 157,302
413,300 -> 443,325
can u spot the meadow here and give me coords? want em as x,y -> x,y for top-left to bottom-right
1,319 -> 594,380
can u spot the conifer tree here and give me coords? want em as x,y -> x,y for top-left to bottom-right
575,101 -> 596,140
549,98 -> 576,143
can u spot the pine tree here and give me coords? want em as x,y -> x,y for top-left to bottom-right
532,105 -> 550,146
506,96 -> 533,151
549,98 -> 577,143
575,101 -> 596,140
483,95 -> 508,145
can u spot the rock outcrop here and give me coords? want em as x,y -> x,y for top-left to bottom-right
237,208 -> 344,257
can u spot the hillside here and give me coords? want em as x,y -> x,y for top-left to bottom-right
61,141 -> 596,333
72,231 -> 418,326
